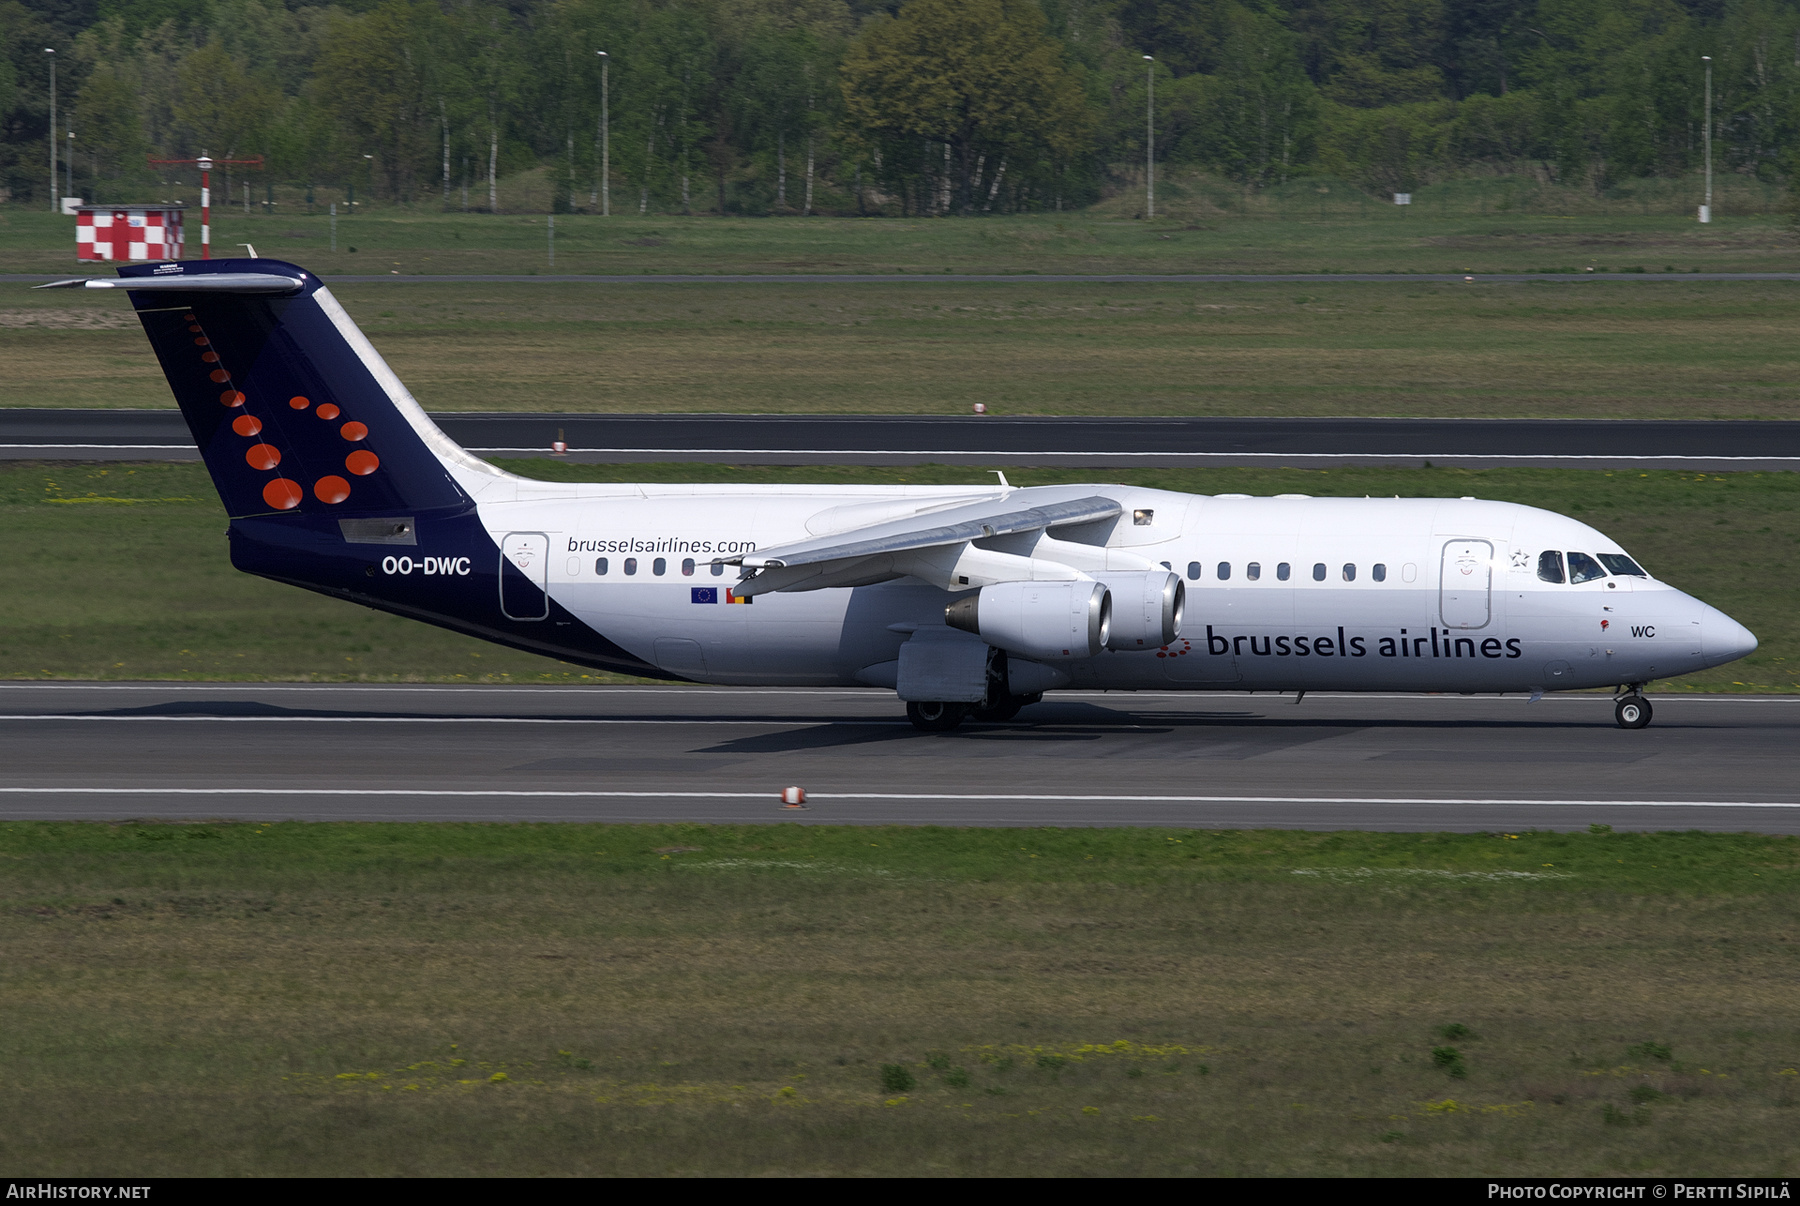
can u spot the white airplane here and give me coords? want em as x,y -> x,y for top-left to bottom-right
41,259 -> 1757,730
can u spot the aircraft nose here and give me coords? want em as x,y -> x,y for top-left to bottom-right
1702,606 -> 1758,666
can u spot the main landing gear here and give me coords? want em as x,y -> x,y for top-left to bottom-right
1614,692 -> 1653,730
906,701 -> 966,732
906,693 -> 1044,732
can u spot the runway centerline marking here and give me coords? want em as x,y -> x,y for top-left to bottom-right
0,714 -> 896,726
1,787 -> 1794,808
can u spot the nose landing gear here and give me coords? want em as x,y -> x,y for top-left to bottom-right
1614,692 -> 1653,729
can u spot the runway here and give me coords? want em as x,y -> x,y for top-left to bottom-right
18,271 -> 1800,285
2,683 -> 1794,832
8,410 -> 1800,471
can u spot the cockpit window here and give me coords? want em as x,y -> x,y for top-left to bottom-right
1537,551 -> 1565,583
1598,553 -> 1647,578
1567,551 -> 1607,584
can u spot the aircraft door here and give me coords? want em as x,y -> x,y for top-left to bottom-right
500,532 -> 550,621
1440,539 -> 1492,630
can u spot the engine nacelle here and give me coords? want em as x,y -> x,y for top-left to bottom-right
1099,571 -> 1184,649
944,581 -> 1111,660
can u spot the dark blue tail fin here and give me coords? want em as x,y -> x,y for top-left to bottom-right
118,258 -> 478,518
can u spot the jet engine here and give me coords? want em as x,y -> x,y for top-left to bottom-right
1098,571 -> 1184,649
944,581 -> 1111,660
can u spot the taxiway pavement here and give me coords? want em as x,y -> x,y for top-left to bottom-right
7,411 -> 1800,471
1,684 -> 1792,832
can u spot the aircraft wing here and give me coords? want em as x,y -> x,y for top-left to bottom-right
732,490 -> 1123,595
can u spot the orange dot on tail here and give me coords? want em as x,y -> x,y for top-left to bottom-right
232,415 -> 262,437
219,390 -> 246,408
345,450 -> 379,476
209,369 -> 230,383
262,478 -> 303,510
339,421 -> 368,441
183,314 -> 196,321
245,443 -> 281,471
316,403 -> 341,420
289,396 -> 310,410
193,337 -> 209,346
313,476 -> 351,505
187,324 -> 202,333
201,351 -> 219,363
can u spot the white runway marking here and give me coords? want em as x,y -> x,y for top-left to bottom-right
0,787 -> 1793,808
0,714 -> 868,726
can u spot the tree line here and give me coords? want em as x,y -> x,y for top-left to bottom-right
3,0 -> 1796,216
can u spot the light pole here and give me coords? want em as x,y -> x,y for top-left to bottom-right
44,48 -> 55,213
597,51 -> 610,217
1700,55 -> 1713,224
1144,54 -> 1155,221
66,128 -> 74,203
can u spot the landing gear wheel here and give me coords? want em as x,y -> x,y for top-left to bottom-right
1615,695 -> 1653,729
970,696 -> 1023,722
906,701 -> 967,732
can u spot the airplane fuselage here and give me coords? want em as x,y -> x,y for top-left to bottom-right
298,481 -> 1746,695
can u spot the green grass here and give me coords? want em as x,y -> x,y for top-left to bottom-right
0,460 -> 1791,691
5,169 -> 1796,277
9,277 -> 1800,418
2,820 -> 1797,1175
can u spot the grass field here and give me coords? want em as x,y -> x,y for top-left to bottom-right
0,460 -> 1791,691
8,276 -> 1800,418
5,174 -> 1798,276
3,820 -> 1796,1176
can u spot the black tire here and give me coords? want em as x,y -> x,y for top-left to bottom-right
1615,695 -> 1653,729
970,695 -> 1023,722
907,700 -> 967,732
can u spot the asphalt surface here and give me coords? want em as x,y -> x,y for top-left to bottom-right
17,271 -> 1800,284
2,684 -> 1794,832
9,410 -> 1800,470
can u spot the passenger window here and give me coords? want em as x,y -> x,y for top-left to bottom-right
1342,563 -> 1356,582
681,558 -> 695,576
595,557 -> 608,576
1312,563 -> 1326,582
1372,563 -> 1386,582
624,557 -> 638,576
1217,561 -> 1231,581
653,557 -> 667,576
1187,561 -> 1201,581
1537,550 -> 1565,584
1567,552 -> 1607,584
1277,563 -> 1291,581
1246,562 -> 1261,581
711,560 -> 725,577
1598,553 -> 1647,578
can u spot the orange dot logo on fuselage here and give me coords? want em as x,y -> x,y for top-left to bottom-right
317,403 -> 341,421
289,396 -> 310,410
313,476 -> 351,504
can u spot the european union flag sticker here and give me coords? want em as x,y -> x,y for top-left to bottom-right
690,587 -> 718,604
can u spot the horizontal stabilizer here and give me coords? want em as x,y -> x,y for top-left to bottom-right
35,272 -> 303,295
